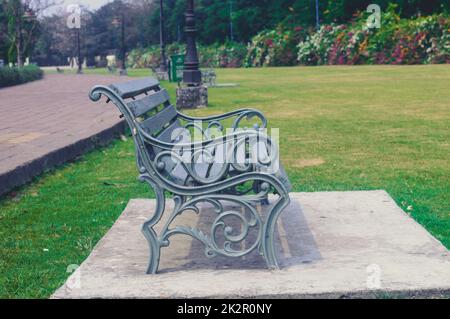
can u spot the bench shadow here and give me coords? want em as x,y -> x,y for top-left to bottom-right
158,198 -> 322,273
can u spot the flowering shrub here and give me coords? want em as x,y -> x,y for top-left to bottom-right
127,42 -> 246,69
297,24 -> 353,65
127,11 -> 448,69
389,15 -> 450,64
246,26 -> 307,67
298,9 -> 449,66
127,47 -> 159,69
127,43 -> 186,70
199,42 -> 247,68
430,16 -> 450,63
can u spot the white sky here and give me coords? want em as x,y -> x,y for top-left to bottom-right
60,0 -> 110,10
43,0 -> 112,15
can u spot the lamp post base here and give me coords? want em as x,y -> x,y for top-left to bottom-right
176,85 -> 208,109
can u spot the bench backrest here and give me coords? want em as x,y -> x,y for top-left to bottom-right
109,78 -> 183,154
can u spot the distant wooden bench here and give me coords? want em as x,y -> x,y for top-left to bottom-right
89,77 -> 291,274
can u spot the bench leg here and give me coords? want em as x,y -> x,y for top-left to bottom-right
142,224 -> 161,274
139,175 -> 165,274
140,174 -> 290,273
261,192 -> 290,269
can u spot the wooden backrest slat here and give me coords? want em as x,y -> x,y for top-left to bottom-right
110,77 -> 160,99
157,120 -> 183,143
140,105 -> 178,135
127,89 -> 170,117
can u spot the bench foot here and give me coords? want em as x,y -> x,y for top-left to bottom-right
142,225 -> 161,274
139,175 -> 166,274
261,193 -> 290,269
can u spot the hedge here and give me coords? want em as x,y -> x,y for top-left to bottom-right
127,10 -> 448,69
127,42 -> 247,70
0,65 -> 44,88
297,11 -> 449,66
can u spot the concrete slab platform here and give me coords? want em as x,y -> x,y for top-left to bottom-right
52,191 -> 450,299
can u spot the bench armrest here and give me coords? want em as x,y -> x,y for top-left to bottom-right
177,108 -> 267,132
147,169 -> 288,199
138,124 -> 274,154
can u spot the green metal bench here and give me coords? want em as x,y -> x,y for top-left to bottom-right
89,77 -> 291,274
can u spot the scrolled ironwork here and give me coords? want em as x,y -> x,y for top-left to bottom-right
232,110 -> 267,131
160,195 -> 263,259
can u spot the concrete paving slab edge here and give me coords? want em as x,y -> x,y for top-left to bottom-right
52,191 -> 450,299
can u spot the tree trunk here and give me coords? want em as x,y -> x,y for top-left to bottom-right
16,40 -> 23,67
16,10 -> 24,67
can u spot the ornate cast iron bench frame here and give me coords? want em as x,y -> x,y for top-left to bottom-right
89,77 -> 291,274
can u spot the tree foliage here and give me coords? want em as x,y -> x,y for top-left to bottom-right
1,0 -> 55,65
156,0 -> 449,44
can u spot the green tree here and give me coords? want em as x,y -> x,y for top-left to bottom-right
2,0 -> 53,66
0,2 -> 9,63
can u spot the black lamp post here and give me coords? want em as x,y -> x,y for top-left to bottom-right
159,0 -> 167,72
176,0 -> 207,109
76,27 -> 82,74
315,0 -> 320,31
229,0 -> 234,42
182,0 -> 202,86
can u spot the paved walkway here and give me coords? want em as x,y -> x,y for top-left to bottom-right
0,74 -> 130,196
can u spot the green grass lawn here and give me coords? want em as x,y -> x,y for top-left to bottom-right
1,65 -> 449,298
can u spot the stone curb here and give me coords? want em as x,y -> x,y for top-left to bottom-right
0,120 -> 126,197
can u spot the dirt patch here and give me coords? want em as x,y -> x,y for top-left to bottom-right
0,132 -> 47,144
286,157 -> 326,168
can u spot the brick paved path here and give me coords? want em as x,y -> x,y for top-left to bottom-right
0,74 -> 131,196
